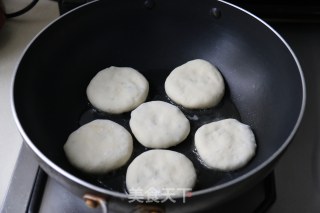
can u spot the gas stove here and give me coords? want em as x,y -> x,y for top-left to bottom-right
2,1 -> 320,213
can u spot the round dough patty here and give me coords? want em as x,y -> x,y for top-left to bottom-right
165,59 -> 225,109
126,150 -> 196,197
87,66 -> 149,114
129,101 -> 190,148
195,119 -> 256,171
64,119 -> 133,174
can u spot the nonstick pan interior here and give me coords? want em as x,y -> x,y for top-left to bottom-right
13,0 -> 305,196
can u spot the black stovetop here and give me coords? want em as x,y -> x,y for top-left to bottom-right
3,2 -> 320,213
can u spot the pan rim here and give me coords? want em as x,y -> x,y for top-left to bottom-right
10,0 -> 306,199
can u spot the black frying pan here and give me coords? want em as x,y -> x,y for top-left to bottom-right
12,0 -> 305,212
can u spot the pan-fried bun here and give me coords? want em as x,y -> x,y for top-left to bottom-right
195,119 -> 256,171
64,119 -> 133,174
165,59 -> 224,109
87,66 -> 149,114
126,150 -> 196,197
129,101 -> 190,148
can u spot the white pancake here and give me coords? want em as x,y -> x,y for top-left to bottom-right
87,66 -> 149,114
165,59 -> 225,109
129,101 -> 190,148
64,119 -> 133,174
126,150 -> 196,197
195,119 -> 256,171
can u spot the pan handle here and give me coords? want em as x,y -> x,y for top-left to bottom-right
132,204 -> 165,213
83,194 -> 108,213
83,194 -> 166,213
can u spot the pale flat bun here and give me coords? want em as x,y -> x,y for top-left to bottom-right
165,59 -> 224,109
87,66 -> 149,114
126,150 -> 196,197
64,119 -> 133,174
129,101 -> 190,148
195,118 -> 256,171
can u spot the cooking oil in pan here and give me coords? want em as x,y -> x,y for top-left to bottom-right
76,72 -> 242,193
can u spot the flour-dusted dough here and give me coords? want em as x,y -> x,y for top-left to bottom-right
129,101 -> 190,148
195,119 -> 256,171
126,150 -> 196,197
87,66 -> 149,114
64,119 -> 133,174
165,59 -> 225,109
